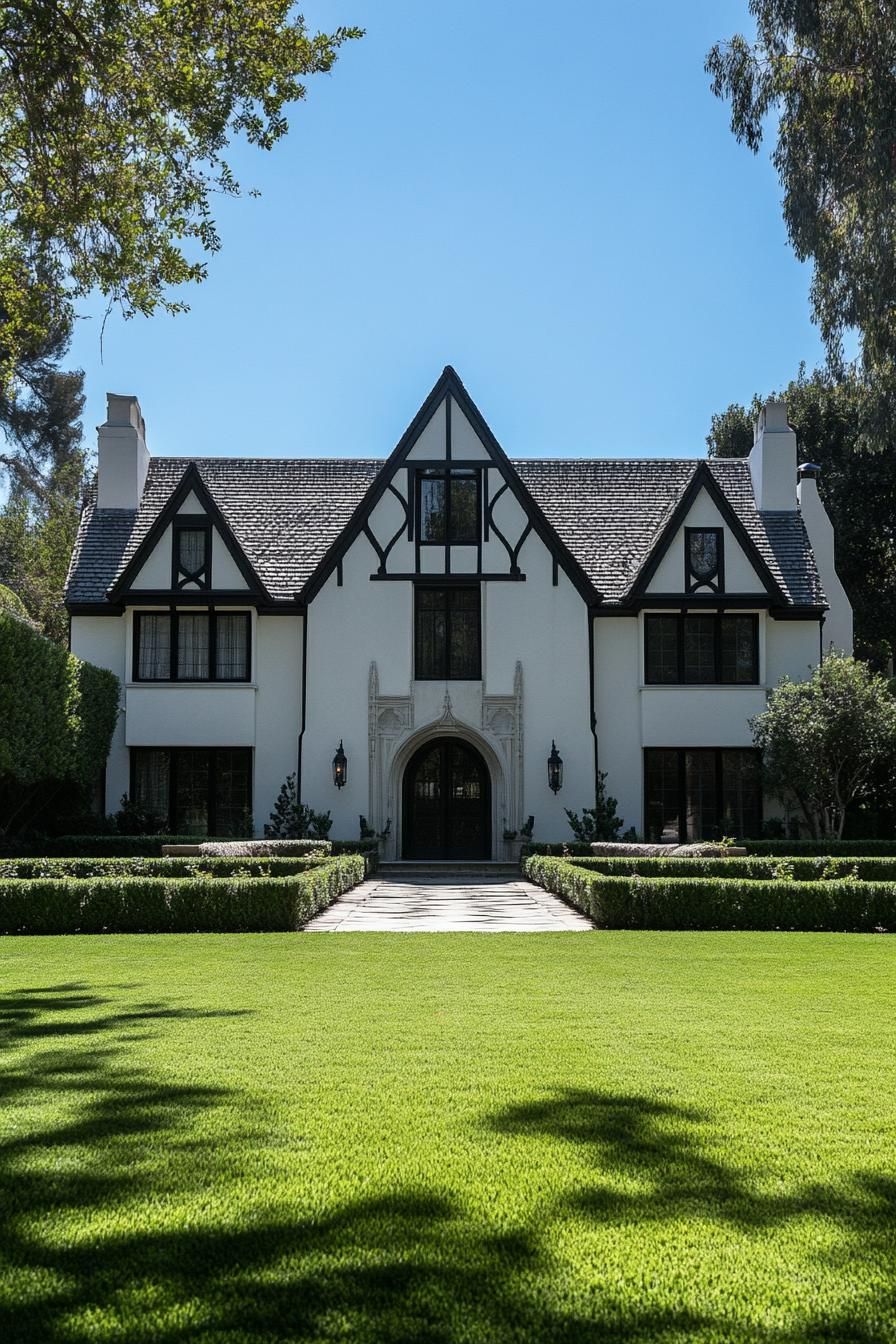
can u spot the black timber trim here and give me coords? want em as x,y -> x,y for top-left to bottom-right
591,598 -> 827,620
298,366 -> 602,605
371,572 -> 526,583
629,461 -> 786,604
107,462 -> 271,602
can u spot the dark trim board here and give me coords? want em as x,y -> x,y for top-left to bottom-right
370,572 -> 526,583
629,461 -> 785,604
591,598 -> 827,620
107,461 -> 271,602
298,367 -> 603,606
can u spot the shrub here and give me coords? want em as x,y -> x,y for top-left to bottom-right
0,855 -> 337,880
563,855 -> 896,882
196,839 -> 331,857
523,855 -> 896,931
0,609 -> 120,836
744,839 -> 896,856
564,772 -> 624,842
0,854 -> 368,934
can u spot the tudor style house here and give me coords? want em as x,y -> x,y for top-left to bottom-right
65,367 -> 852,857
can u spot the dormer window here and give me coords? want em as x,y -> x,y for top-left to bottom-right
417,469 -> 480,544
173,520 -> 211,589
685,527 -> 723,593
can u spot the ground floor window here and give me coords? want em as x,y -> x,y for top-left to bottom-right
131,747 -> 252,835
644,748 -> 761,843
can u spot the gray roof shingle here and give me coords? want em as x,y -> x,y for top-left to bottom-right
64,454 -> 825,609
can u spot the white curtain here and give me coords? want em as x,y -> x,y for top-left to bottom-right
177,614 -> 210,679
216,613 -> 249,679
137,614 -> 171,679
178,529 -> 207,580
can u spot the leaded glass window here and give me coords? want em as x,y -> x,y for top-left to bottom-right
415,586 -> 481,679
685,527 -> 723,592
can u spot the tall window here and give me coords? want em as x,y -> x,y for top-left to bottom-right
173,520 -> 211,589
415,586 -> 481,679
132,747 -> 252,835
134,611 -> 250,681
417,470 -> 480,543
644,748 -> 761,843
645,614 -> 758,684
685,527 -> 724,593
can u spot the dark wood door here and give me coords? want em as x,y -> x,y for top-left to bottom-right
402,738 -> 491,860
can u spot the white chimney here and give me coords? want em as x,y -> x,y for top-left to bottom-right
749,399 -> 797,511
798,463 -> 853,654
97,393 -> 149,509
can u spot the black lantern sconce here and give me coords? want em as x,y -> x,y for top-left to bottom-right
547,741 -> 563,794
333,740 -> 348,789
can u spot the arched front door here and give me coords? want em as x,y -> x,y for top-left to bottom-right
402,737 -> 491,860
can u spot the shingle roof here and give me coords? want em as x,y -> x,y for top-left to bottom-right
65,454 -> 825,609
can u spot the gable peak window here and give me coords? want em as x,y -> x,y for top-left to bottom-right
417,469 -> 480,544
174,519 -> 211,589
685,527 -> 724,593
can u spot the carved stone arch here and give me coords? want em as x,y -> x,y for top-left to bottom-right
388,719 -> 506,863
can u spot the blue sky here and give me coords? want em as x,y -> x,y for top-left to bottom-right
68,0 -> 825,463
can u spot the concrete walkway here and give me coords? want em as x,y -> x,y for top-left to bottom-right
305,873 -> 593,932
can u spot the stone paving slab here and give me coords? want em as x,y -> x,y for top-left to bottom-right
305,875 -> 593,932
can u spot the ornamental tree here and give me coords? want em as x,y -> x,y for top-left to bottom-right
750,653 -> 896,839
0,3 -> 362,380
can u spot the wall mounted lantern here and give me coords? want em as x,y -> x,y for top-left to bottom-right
547,741 -> 563,794
333,740 -> 348,789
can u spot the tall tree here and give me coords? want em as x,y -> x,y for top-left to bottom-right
0,3 -> 362,380
707,369 -> 896,669
707,3 -> 896,408
0,319 -> 85,642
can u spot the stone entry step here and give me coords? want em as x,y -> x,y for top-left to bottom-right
379,861 -> 519,878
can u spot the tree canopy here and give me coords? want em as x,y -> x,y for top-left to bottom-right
751,653 -> 896,839
707,2 -> 896,402
0,3 -> 362,379
707,368 -> 896,669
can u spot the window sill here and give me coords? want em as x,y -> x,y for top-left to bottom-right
640,683 -> 764,691
126,681 -> 257,690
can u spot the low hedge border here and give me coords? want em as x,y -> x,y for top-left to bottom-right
0,835 -> 379,859
0,855 -> 343,880
523,855 -> 896,932
564,856 -> 896,882
524,839 -> 896,859
0,854 -> 368,934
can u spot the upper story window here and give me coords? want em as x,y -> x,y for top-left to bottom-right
685,527 -> 724,593
645,613 -> 758,685
134,610 -> 250,682
415,586 -> 481,679
173,520 -> 211,589
417,469 -> 480,544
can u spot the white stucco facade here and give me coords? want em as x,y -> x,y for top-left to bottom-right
67,373 -> 853,851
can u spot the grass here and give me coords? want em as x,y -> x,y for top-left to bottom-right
0,932 -> 894,1342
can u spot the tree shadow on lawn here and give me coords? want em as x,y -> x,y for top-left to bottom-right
0,987 -> 892,1343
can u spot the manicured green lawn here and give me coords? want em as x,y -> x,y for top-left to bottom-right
1,932 -> 894,1342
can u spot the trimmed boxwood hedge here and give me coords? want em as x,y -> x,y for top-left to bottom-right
0,835 -> 379,858
523,855 -> 896,932
0,854 -> 367,934
0,855 -> 346,880
565,855 -> 896,882
525,839 -> 896,859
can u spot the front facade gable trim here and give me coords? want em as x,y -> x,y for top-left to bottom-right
629,461 -> 786,604
298,367 -> 601,605
107,463 -> 270,603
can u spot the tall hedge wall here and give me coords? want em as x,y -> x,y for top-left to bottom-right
0,610 -> 120,833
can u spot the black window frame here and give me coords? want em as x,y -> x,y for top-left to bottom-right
643,747 -> 762,843
685,526 -> 724,594
172,517 -> 212,590
414,584 -> 482,680
130,746 -> 253,836
644,613 -> 759,685
133,609 -> 252,683
415,468 -> 481,545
